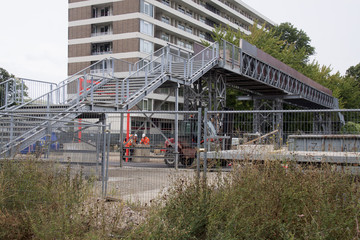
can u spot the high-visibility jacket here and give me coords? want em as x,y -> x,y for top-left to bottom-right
140,136 -> 150,145
124,135 -> 133,147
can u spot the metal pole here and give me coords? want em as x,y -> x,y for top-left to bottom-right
101,114 -> 107,197
5,82 -> 8,110
105,127 -> 111,197
175,88 -> 179,170
203,108 -> 208,180
119,112 -> 124,167
21,79 -> 24,104
197,107 -> 202,179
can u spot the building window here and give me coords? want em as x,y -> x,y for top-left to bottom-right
140,39 -> 153,54
90,59 -> 113,73
161,16 -> 170,25
199,16 -> 206,24
162,0 -> 170,6
185,42 -> 193,50
140,20 -> 154,36
141,0 -> 153,17
185,26 -> 192,34
177,39 -> 185,48
100,7 -> 110,16
161,32 -> 169,42
177,5 -> 185,14
92,6 -> 112,18
91,24 -> 112,36
178,23 -> 185,31
185,9 -> 193,17
160,102 -> 170,111
92,42 -> 112,55
199,31 -> 205,39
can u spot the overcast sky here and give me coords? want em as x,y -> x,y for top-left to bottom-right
0,0 -> 359,84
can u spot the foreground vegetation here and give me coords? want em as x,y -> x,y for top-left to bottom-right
131,162 -> 360,239
1,159 -> 360,239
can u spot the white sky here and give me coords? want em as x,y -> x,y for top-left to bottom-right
0,0 -> 359,84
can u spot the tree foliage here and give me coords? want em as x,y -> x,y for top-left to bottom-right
346,63 -> 360,82
206,23 -> 360,109
273,22 -> 315,61
0,67 -> 15,83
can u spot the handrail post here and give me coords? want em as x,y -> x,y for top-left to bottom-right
91,76 -> 94,107
223,39 -> 226,61
77,77 -> 80,105
239,48 -> 243,73
121,79 -> 124,104
115,77 -> 119,108
232,44 -> 235,69
145,66 -> 148,86
5,82 -> 8,110
126,77 -> 129,101
21,79 -> 24,104
201,51 -> 204,67
50,85 -> 53,104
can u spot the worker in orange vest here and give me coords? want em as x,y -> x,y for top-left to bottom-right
140,133 -> 150,145
123,134 -> 133,161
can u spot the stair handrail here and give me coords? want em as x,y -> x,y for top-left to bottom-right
0,78 -> 16,110
132,46 -> 167,72
57,58 -> 110,87
0,102 -> 85,156
120,46 -> 168,103
186,42 -> 219,80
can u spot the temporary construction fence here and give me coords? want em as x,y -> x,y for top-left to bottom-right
1,109 -> 360,203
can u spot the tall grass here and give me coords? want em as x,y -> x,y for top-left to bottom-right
0,158 -> 92,239
130,162 -> 360,239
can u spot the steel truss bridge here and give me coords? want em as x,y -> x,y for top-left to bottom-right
0,39 -> 339,158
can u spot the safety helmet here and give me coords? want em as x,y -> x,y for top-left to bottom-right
142,133 -> 146,138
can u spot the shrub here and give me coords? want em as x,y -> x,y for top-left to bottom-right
130,162 -> 360,239
0,158 -> 93,239
341,121 -> 360,134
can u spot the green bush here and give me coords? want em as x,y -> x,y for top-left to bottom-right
341,121 -> 360,134
130,162 -> 360,239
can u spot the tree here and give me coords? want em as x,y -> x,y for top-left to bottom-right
0,67 -> 15,83
273,22 -> 315,62
346,63 -> 360,82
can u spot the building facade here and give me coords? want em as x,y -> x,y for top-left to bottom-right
68,0 -> 274,74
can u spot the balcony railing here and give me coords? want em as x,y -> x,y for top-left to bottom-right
92,50 -> 113,55
91,31 -> 113,37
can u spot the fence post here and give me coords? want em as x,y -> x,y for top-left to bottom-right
203,108 -> 208,180
175,87 -> 179,170
105,127 -> 111,197
5,82 -> 8,110
101,114 -> 107,197
197,107 -> 202,179
119,112 -> 124,167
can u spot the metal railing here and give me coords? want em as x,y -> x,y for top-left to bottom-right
186,41 -> 219,83
0,78 -> 16,110
219,39 -> 337,109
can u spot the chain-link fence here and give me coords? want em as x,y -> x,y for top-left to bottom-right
1,109 -> 360,204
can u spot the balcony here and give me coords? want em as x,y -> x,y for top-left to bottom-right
91,42 -> 112,55
92,5 -> 112,18
91,24 -> 113,37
